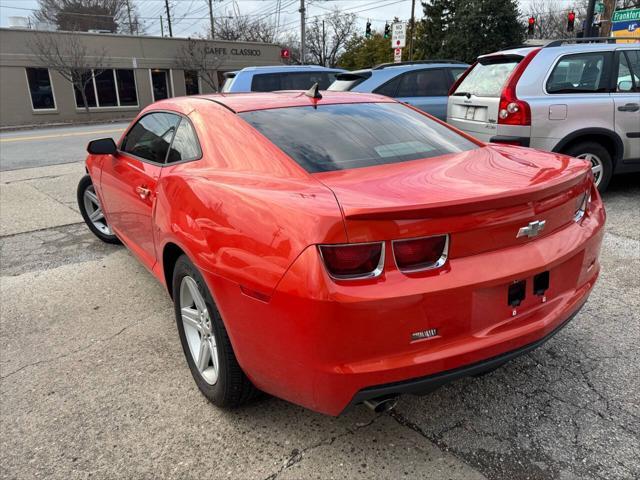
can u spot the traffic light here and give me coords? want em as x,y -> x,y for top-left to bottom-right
366,21 -> 372,38
280,48 -> 290,59
384,22 -> 390,39
528,16 -> 536,35
567,11 -> 575,32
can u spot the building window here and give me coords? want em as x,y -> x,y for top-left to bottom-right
73,70 -> 97,108
74,69 -> 138,109
151,69 -> 172,101
184,70 -> 199,95
116,69 -> 138,105
25,68 -> 56,110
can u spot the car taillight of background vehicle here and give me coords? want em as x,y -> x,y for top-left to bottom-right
498,48 -> 541,126
319,242 -> 384,280
393,235 -> 448,272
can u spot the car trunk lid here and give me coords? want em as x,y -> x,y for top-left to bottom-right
314,145 -> 591,258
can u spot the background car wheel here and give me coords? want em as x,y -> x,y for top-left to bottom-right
77,175 -> 120,244
172,254 -> 258,408
564,142 -> 613,192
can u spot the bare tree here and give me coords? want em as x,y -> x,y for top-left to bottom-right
527,0 -> 588,39
305,10 -> 357,67
211,15 -> 276,43
29,32 -> 107,113
175,39 -> 227,92
34,0 -> 134,33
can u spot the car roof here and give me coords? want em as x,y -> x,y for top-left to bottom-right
231,65 -> 345,75
195,91 -> 393,113
480,41 -> 638,60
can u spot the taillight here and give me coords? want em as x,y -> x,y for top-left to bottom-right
319,242 -> 384,280
393,235 -> 448,272
573,191 -> 591,223
497,48 -> 541,126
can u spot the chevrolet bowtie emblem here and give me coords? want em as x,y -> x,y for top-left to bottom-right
517,220 -> 546,238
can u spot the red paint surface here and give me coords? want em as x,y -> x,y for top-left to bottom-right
86,92 -> 604,415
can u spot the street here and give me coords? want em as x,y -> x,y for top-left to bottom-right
0,122 -> 129,171
0,123 -> 639,480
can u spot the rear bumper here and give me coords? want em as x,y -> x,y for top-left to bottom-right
346,300 -> 582,410
204,198 -> 605,416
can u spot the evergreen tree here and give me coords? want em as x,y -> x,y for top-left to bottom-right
338,33 -> 394,70
416,0 -> 524,63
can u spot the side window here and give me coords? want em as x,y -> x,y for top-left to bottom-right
616,50 -> 640,92
166,119 -> 201,163
251,72 -> 337,92
396,69 -> 449,97
373,76 -> 401,97
251,74 -> 281,92
546,52 -> 609,94
121,112 -> 181,163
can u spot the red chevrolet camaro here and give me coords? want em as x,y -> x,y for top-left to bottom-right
78,90 -> 604,416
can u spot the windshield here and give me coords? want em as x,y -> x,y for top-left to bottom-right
239,103 -> 478,173
453,57 -> 521,97
328,71 -> 372,91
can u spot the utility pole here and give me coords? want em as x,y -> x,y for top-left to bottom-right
160,16 -> 164,37
584,0 -> 596,37
299,0 -> 305,64
409,0 -> 416,60
600,0 -> 617,37
165,0 -> 173,37
208,0 -> 215,39
126,0 -> 134,34
322,20 -> 326,66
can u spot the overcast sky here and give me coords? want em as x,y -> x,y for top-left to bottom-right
0,0 -> 576,40
0,0 -> 414,38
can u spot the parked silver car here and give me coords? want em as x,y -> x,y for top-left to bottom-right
447,38 -> 640,191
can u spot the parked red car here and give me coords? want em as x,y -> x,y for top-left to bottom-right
78,91 -> 604,416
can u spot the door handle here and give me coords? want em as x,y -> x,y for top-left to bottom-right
618,103 -> 639,112
135,186 -> 151,199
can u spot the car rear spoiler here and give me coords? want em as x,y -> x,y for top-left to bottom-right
341,172 -> 590,220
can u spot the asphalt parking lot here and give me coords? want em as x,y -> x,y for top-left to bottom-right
0,125 -> 638,480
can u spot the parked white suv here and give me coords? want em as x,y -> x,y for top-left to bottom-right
447,39 -> 640,191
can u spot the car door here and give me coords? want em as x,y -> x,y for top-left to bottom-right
393,69 -> 451,119
612,48 -> 640,162
100,112 -> 181,269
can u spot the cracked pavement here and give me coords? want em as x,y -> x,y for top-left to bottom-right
0,127 -> 639,479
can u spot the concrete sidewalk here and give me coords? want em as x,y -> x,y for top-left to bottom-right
0,162 -> 488,479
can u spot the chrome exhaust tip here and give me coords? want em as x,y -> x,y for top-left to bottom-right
363,396 -> 398,413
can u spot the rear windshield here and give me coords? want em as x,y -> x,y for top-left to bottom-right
452,56 -> 521,97
328,71 -> 372,91
251,72 -> 339,92
239,103 -> 478,173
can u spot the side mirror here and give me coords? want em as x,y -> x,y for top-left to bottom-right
618,80 -> 633,92
87,138 -> 117,155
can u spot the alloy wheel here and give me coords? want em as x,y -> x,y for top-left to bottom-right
180,276 -> 219,385
83,185 -> 112,235
577,153 -> 603,187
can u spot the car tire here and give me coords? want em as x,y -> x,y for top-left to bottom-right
564,141 -> 613,192
77,175 -> 121,244
172,254 -> 258,408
